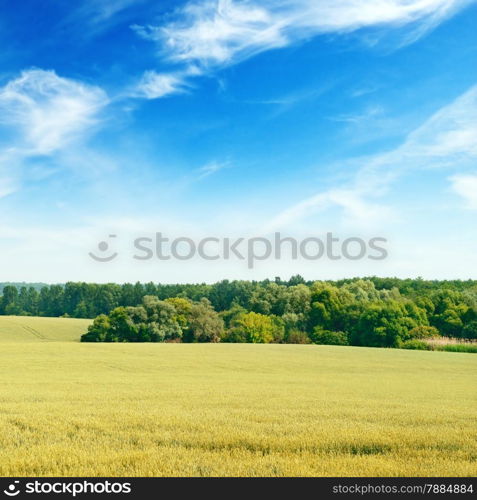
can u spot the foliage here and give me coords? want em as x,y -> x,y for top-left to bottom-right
225,312 -> 283,344
285,329 -> 310,344
462,320 -> 477,340
407,325 -> 439,339
349,302 -> 422,347
310,327 -> 349,346
401,339 -> 431,350
82,297 -> 183,342
184,299 -> 224,343
2,277 -> 477,347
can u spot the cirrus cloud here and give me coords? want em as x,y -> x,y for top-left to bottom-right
265,84 -> 477,231
0,69 -> 109,200
450,174 -> 477,209
0,69 -> 109,155
134,0 -> 475,69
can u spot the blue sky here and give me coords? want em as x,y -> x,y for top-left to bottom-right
0,0 -> 476,283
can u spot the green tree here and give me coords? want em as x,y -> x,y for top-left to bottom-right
228,312 -> 278,343
185,299 -> 224,343
141,296 -> 183,341
249,283 -> 289,316
463,321 -> 477,340
0,286 -> 19,315
81,314 -> 112,342
220,303 -> 247,329
350,301 -> 420,348
307,282 -> 345,331
165,297 -> 193,330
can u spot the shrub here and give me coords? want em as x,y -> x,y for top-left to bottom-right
221,328 -> 247,343
407,325 -> 439,340
401,339 -> 432,350
286,330 -> 310,344
310,328 -> 348,346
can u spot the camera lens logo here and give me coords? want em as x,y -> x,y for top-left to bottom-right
3,481 -> 20,497
89,235 -> 118,262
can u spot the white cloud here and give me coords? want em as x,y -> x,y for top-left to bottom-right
62,0 -> 147,37
403,85 -> 477,158
0,69 -> 108,155
263,189 -> 393,232
129,0 -> 474,101
134,0 -> 474,69
331,105 -> 385,125
85,0 -> 140,24
265,84 -> 477,231
0,69 -> 109,201
132,70 -> 189,99
0,177 -> 16,199
197,160 -> 230,178
133,0 -> 285,67
450,175 -> 477,209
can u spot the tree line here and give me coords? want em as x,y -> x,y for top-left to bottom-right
2,277 -> 476,347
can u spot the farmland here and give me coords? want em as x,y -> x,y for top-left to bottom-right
0,316 -> 91,342
0,318 -> 475,476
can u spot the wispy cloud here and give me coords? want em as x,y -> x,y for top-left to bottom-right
350,83 -> 382,98
0,174 -> 17,199
265,84 -> 477,231
0,69 -> 108,155
84,0 -> 140,24
0,69 -> 109,198
450,174 -> 477,209
243,82 -> 336,116
132,70 -> 190,99
330,105 -> 385,125
197,160 -> 230,179
133,0 -> 284,68
263,188 -> 393,232
135,0 -> 474,70
403,86 -> 477,159
129,0 -> 475,101
63,0 -> 147,37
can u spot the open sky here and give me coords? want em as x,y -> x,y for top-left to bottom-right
0,0 -> 476,283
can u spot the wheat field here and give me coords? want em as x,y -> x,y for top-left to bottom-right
0,316 -> 91,342
0,318 -> 475,477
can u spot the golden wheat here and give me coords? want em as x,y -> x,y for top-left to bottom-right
0,335 -> 475,477
0,316 -> 91,342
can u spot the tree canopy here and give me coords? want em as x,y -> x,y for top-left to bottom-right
1,277 -> 477,346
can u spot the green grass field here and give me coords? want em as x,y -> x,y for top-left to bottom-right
0,316 -> 475,477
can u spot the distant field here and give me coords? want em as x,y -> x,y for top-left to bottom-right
0,316 -> 91,342
0,341 -> 475,477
